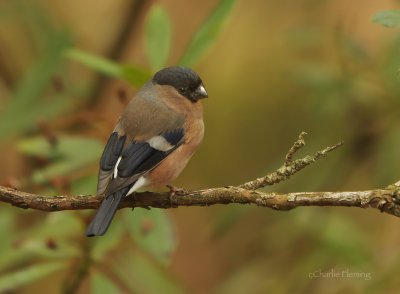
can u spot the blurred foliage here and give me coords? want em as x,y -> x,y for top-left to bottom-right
0,31 -> 71,142
0,0 -> 237,293
64,48 -> 151,87
17,136 -> 103,184
145,5 -> 171,71
90,272 -> 121,294
123,208 -> 177,265
1,0 -> 400,293
372,10 -> 400,28
0,261 -> 66,292
179,0 -> 236,67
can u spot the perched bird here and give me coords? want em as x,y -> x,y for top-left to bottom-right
86,66 -> 208,237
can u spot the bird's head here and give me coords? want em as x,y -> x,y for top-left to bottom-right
152,66 -> 208,102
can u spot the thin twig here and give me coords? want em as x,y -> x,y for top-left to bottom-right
238,138 -> 344,190
284,131 -> 307,165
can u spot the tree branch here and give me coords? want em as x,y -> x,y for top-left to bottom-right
1,133 -> 400,219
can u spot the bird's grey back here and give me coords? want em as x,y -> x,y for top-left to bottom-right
119,81 -> 184,140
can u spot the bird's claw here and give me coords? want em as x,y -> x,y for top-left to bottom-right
167,185 -> 187,208
128,192 -> 136,211
167,185 -> 187,196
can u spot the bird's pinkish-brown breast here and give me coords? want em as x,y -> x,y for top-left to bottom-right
147,101 -> 204,187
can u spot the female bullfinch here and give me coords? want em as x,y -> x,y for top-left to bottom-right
86,66 -> 208,237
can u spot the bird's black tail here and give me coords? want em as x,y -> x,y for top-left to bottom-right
86,186 -> 130,237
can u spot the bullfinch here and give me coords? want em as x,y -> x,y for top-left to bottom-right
86,66 -> 208,237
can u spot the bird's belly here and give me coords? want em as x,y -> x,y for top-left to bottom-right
148,115 -> 204,188
147,146 -> 193,187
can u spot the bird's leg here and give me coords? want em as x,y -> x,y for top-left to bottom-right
129,191 -> 136,211
129,191 -> 151,210
167,185 -> 187,208
167,185 -> 187,195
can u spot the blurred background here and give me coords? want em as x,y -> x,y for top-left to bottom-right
0,0 -> 400,293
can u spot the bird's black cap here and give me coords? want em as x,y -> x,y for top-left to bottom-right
152,66 -> 208,102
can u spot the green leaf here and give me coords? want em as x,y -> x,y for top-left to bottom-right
112,251 -> 185,294
3,239 -> 79,263
179,0 -> 236,67
0,30 -> 71,141
1,212 -> 82,270
0,250 -> 37,273
376,124 -> 400,185
91,272 -> 121,294
0,262 -> 66,292
121,64 -> 152,86
124,209 -> 176,265
382,36 -> 400,98
71,174 -> 98,195
64,48 -> 121,76
0,212 -> 82,272
0,209 -> 15,254
17,136 -> 103,183
371,10 -> 400,28
64,48 -> 151,87
145,5 -> 172,71
37,211 -> 85,239
91,218 -> 124,262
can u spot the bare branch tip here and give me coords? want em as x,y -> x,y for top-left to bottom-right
299,131 -> 308,139
328,140 -> 344,151
285,132 -> 309,165
391,180 -> 400,188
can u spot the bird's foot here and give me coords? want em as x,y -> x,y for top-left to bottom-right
129,192 -> 136,211
167,185 -> 187,196
167,185 -> 187,208
128,191 -> 151,210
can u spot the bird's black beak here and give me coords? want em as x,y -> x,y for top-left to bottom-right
194,84 -> 208,99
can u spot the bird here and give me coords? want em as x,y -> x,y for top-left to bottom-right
86,66 -> 208,237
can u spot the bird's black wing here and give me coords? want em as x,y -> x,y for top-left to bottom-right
104,128 -> 185,195
96,132 -> 126,195
86,128 -> 184,237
